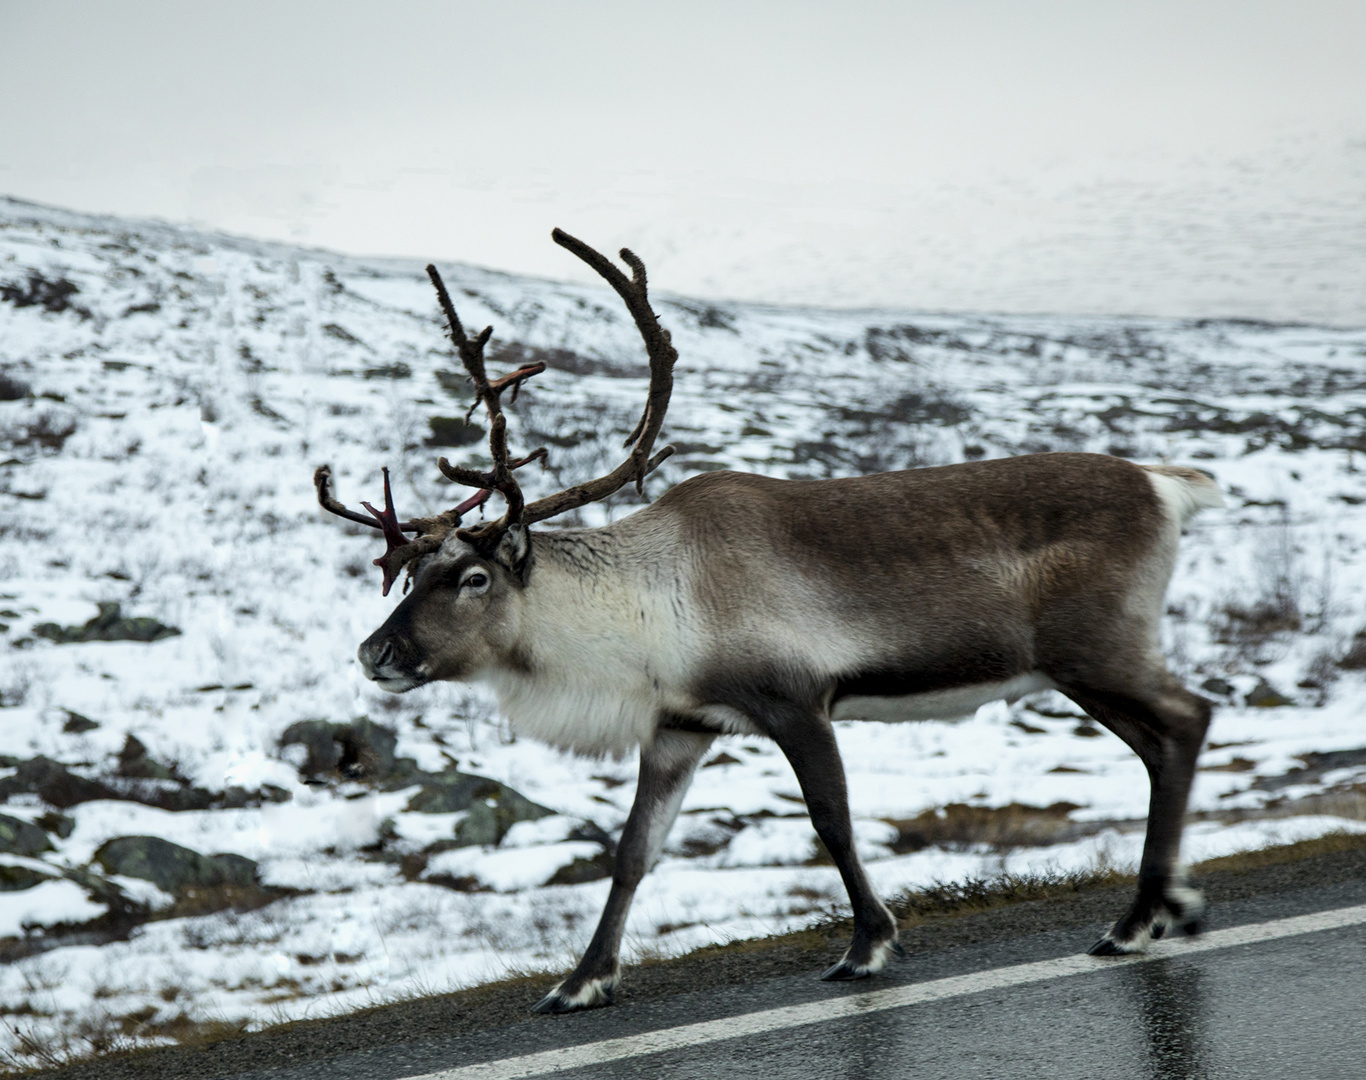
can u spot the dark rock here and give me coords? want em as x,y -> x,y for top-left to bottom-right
422,872 -> 488,893
1200,677 -> 1236,697
1250,747 -> 1366,793
56,864 -> 144,913
363,363 -> 411,380
1338,631 -> 1366,671
5,411 -> 77,452
0,754 -> 274,813
116,734 -> 176,781
33,602 -> 180,644
0,864 -> 54,892
61,709 -> 100,733
280,719 -> 342,778
0,273 -> 89,317
35,812 -> 75,839
280,717 -> 409,783
425,416 -> 485,448
456,800 -> 504,847
109,778 -> 217,812
1245,680 -> 1293,708
407,769 -> 554,848
217,784 -> 278,809
93,836 -> 258,895
277,721 -> 554,846
0,371 -> 30,401
0,814 -> 53,857
545,851 -> 612,886
404,771 -> 502,815
567,820 -> 615,852
339,718 -> 400,780
0,756 -> 117,808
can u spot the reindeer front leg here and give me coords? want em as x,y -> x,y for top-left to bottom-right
532,728 -> 714,1013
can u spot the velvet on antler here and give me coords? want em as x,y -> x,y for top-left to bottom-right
314,464 -> 496,595
431,228 -> 677,545
315,228 -> 677,592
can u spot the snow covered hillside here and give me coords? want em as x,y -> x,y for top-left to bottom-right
1,195 -> 1365,1065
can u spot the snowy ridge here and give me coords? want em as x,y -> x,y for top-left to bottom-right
1,196 -> 1365,1064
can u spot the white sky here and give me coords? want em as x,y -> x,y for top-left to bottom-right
2,1 -> 1364,322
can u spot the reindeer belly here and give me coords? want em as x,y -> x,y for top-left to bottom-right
830,671 -> 1055,723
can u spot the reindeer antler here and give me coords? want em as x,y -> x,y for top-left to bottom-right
435,229 -> 677,544
424,263 -> 550,531
316,229 -> 677,592
314,465 -> 497,595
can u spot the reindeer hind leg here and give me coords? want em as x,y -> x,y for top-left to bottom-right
1063,675 -> 1211,956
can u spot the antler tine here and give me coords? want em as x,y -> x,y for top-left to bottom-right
314,464 -> 421,534
489,229 -> 676,530
437,447 -> 549,491
515,444 -> 676,528
315,255 -> 553,591
548,228 -> 677,492
426,264 -> 550,531
422,234 -> 677,545
316,465 -> 446,596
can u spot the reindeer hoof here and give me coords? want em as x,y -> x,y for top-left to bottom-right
531,976 -> 617,1014
1087,936 -> 1132,957
821,937 -> 902,980
821,958 -> 873,981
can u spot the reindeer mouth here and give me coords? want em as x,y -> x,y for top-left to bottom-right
373,674 -> 428,694
359,638 -> 430,693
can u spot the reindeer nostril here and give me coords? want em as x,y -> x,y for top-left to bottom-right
376,640 -> 395,668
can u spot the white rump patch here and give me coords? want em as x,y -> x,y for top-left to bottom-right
832,672 -> 1056,723
1145,467 -> 1225,528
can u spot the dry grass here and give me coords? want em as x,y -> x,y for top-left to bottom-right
1191,828 -> 1366,874
887,866 -> 1133,926
881,801 -> 1091,853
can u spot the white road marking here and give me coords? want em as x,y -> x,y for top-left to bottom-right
419,903 -> 1366,1080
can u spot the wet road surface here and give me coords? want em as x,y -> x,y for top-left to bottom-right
39,853 -> 1366,1080
223,875 -> 1366,1080
535,915 -> 1366,1080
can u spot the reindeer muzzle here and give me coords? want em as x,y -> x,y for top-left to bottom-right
358,631 -> 427,693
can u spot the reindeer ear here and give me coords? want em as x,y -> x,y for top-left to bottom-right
494,524 -> 530,576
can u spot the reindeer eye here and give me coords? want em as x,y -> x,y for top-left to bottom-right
462,571 -> 490,593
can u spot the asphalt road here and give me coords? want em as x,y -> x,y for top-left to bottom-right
43,847 -> 1366,1080
520,909 -> 1366,1080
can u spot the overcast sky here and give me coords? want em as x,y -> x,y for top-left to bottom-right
2,1 -> 1364,322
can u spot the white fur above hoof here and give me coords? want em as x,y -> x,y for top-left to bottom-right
531,973 -> 618,1014
1165,883 -> 1206,932
1088,934 -> 1147,957
820,938 -> 902,981
1089,913 -> 1166,956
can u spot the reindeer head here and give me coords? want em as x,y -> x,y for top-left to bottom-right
316,229 -> 677,692
353,524 -> 532,691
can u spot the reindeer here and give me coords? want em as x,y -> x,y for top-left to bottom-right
315,229 -> 1222,1013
